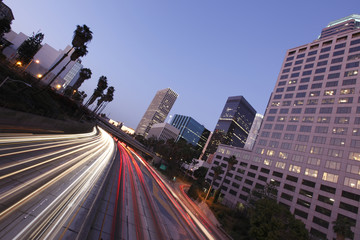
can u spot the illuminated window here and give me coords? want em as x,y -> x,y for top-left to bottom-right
308,157 -> 321,166
310,146 -> 323,155
294,144 -> 306,152
332,127 -> 347,135
307,99 -> 318,105
305,168 -> 318,178
349,152 -> 360,161
277,116 -> 286,122
302,116 -> 314,123
334,117 -> 349,124
321,98 -> 335,104
289,116 -> 299,122
344,177 -> 360,189
271,101 -> 280,106
330,138 -> 346,146
266,150 -> 275,156
289,165 -> 301,173
263,159 -> 272,166
310,91 -> 320,97
340,88 -> 355,95
294,100 -> 304,106
279,152 -> 288,159
353,128 -> 360,136
317,116 -> 330,123
275,161 -> 286,169
322,172 -> 338,183
288,79 -> 298,85
282,101 -> 291,106
324,90 -> 336,96
344,70 -> 358,77
338,97 -> 353,104
327,149 -> 343,158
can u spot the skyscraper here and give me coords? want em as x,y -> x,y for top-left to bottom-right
204,15 -> 360,240
135,88 -> 178,137
170,114 -> 210,153
202,96 -> 256,160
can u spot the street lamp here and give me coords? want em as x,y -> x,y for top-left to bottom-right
36,74 -> 43,78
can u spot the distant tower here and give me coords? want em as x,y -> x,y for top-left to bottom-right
135,88 -> 178,137
202,95 -> 257,160
170,114 -> 210,153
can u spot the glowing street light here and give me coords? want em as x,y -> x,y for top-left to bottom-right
16,61 -> 22,67
36,74 -> 43,78
55,84 -> 62,90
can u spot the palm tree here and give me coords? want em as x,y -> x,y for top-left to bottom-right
46,45 -> 88,88
213,155 -> 238,203
204,165 -> 222,201
39,24 -> 92,81
333,217 -> 353,240
85,76 -> 108,107
72,68 -> 92,91
93,86 -> 115,114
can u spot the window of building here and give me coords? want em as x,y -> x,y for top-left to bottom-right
338,97 -> 353,104
333,49 -> 345,56
336,107 -> 351,114
298,85 -> 308,90
310,146 -> 323,155
349,46 -> 360,53
297,189 -> 313,200
306,56 -> 316,62
322,172 -> 339,183
297,198 -> 311,208
319,107 -> 333,114
321,98 -> 335,104
340,88 -> 355,95
327,149 -> 343,158
342,78 -> 356,86
334,117 -> 350,124
330,65 -> 342,71
348,53 -> 360,61
331,57 -> 343,64
346,61 -> 360,69
315,126 -> 328,133
313,216 -> 329,229
311,83 -> 322,89
346,164 -> 360,175
289,116 -> 299,122
310,91 -> 320,97
282,101 -> 291,106
332,127 -> 347,135
302,116 -> 314,122
291,108 -> 302,114
319,53 -> 329,59
283,133 -> 294,140
308,157 -> 321,166
307,99 -> 318,105
352,128 -> 360,136
329,137 -> 346,146
294,209 -> 308,219
300,77 -> 310,83
280,142 -> 292,150
317,116 -> 330,123
315,67 -> 326,74
286,125 -> 297,131
344,70 -> 358,77
277,116 -> 286,122
326,81 -> 338,87
312,136 -> 326,144
275,161 -> 286,169
315,205 -> 331,217
349,152 -> 360,161
281,192 -> 293,201
335,42 -> 346,49
342,190 -> 360,202
328,72 -> 340,79
313,75 -> 324,81
304,168 -> 318,178
339,202 -> 358,214
278,151 -> 288,159
318,194 -> 334,205
293,66 -> 301,71
344,177 -> 360,189
272,171 -> 283,178
284,93 -> 293,99
284,184 -> 295,192
302,179 -> 316,188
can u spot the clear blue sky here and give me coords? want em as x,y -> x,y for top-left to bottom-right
5,0 -> 358,130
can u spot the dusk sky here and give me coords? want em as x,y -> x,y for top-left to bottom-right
5,0 -> 359,130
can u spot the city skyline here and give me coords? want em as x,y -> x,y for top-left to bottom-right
4,0 -> 359,131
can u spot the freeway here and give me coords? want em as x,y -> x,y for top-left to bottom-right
0,127 -> 222,240
0,127 -> 116,239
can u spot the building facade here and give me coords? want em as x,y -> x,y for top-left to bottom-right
146,122 -> 180,142
202,95 -> 256,160
243,113 -> 263,150
170,114 -> 210,153
135,88 -> 178,137
205,15 -> 360,240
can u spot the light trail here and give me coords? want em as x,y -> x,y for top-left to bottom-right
0,127 -> 117,239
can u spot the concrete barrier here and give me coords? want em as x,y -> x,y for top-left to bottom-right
0,107 -> 94,133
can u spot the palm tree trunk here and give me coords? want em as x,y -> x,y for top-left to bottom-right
46,59 -> 72,88
38,47 -> 73,83
98,102 -> 108,115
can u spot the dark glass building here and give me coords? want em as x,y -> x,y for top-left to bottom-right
202,96 -> 256,160
170,114 -> 210,154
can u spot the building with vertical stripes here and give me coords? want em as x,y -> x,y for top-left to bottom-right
205,14 -> 360,240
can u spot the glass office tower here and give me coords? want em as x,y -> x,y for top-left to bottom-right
135,88 -> 178,137
205,15 -> 360,240
202,96 -> 256,160
170,114 -> 210,153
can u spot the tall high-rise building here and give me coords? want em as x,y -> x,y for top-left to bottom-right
202,96 -> 256,160
205,15 -> 360,240
170,114 -> 210,153
135,88 -> 178,137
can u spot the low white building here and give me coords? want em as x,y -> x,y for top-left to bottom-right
146,122 -> 179,142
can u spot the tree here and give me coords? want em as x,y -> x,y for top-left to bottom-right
248,181 -> 278,208
46,45 -> 88,88
205,165 -> 222,200
16,32 -> 44,65
93,86 -> 115,114
213,155 -> 238,203
72,68 -> 92,91
249,198 -> 309,240
39,24 -> 92,81
85,76 -> 108,107
0,18 -> 11,37
333,216 -> 353,240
